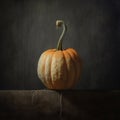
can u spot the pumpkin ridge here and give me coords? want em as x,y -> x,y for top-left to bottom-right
63,50 -> 73,88
62,51 -> 68,88
68,49 -> 81,86
50,51 -> 57,88
51,51 -> 67,89
49,51 -> 56,89
38,52 -> 48,87
44,51 -> 54,89
65,50 -> 77,88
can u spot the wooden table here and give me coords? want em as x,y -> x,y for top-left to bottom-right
0,90 -> 120,120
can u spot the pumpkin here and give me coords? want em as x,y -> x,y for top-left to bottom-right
37,20 -> 82,89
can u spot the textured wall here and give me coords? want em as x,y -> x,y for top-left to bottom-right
0,0 -> 120,89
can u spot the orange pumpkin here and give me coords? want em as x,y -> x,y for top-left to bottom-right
37,20 -> 82,89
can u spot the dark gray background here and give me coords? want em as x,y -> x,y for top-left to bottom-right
0,0 -> 120,89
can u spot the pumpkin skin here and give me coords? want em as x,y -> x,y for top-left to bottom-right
37,48 -> 82,89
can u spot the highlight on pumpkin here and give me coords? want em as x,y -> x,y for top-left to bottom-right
37,20 -> 82,89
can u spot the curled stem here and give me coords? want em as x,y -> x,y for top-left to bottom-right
56,20 -> 67,50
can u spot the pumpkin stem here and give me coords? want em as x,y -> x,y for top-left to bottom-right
56,20 -> 67,50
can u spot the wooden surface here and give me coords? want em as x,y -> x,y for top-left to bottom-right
0,90 -> 120,120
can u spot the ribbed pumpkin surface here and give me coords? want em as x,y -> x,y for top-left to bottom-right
37,48 -> 82,89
